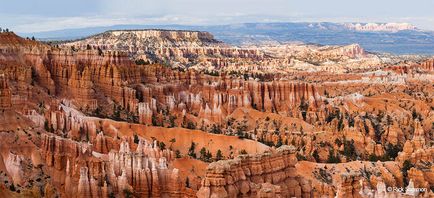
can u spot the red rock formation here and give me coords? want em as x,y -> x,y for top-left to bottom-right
39,132 -> 188,197
94,132 -> 109,154
420,59 -> 434,71
0,74 -> 12,109
77,167 -> 92,197
335,174 -> 362,198
197,145 -> 311,198
1,33 -> 142,113
134,71 -> 321,125
108,140 -> 181,197
4,152 -> 25,185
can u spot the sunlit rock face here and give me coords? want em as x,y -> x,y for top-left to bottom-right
39,133 -> 185,197
0,31 -> 433,197
197,146 -> 308,198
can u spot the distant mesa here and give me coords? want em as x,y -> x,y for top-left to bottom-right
343,22 -> 417,32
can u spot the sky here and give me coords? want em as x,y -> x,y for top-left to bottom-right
1,0 -> 433,33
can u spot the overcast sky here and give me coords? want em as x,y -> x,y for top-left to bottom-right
1,0 -> 433,33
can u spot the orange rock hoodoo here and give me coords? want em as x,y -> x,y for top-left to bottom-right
0,74 -> 12,109
420,59 -> 434,71
197,146 -> 311,198
40,133 -> 186,197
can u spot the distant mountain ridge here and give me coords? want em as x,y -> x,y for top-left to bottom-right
19,22 -> 434,55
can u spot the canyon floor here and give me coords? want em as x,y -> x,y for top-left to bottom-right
0,29 -> 433,197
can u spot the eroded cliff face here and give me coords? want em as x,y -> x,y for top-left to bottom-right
420,59 -> 434,71
198,147 -> 432,198
0,74 -> 12,109
0,31 -> 433,197
40,133 -> 185,197
2,32 -> 323,122
197,145 -> 310,198
60,30 -> 378,74
0,33 -> 189,197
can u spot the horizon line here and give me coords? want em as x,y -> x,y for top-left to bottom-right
15,21 -> 429,34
